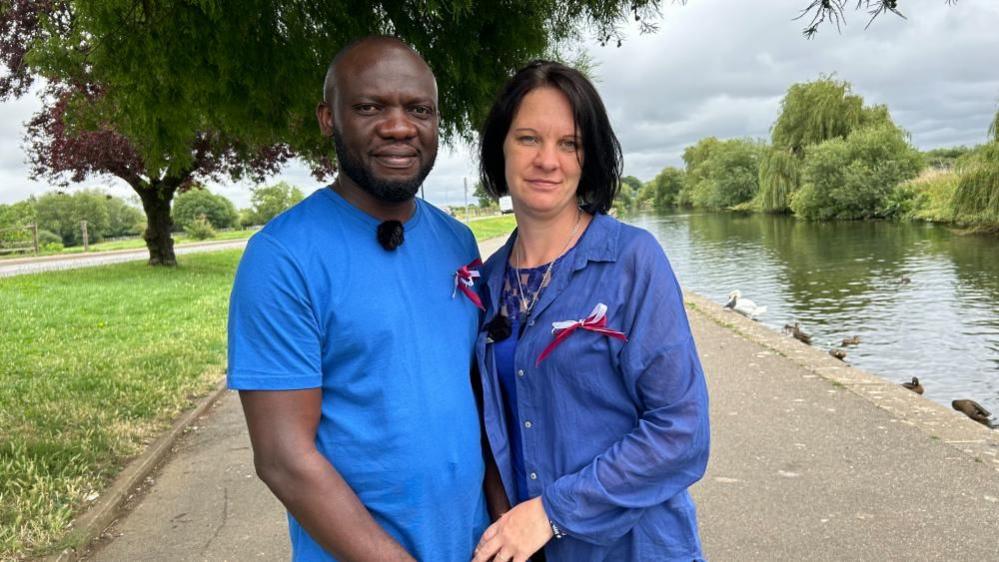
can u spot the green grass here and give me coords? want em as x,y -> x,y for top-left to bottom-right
467,214 -> 516,241
0,222 -> 517,558
902,168 -> 958,223
0,228 -> 256,261
0,251 -> 241,558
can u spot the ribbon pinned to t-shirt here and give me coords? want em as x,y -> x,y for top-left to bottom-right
536,303 -> 627,365
453,258 -> 485,311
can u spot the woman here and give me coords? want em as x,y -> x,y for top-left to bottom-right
471,61 -> 710,562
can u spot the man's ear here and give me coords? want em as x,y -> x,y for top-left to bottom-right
316,102 -> 334,137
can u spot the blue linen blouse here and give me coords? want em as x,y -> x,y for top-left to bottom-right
475,213 -> 710,561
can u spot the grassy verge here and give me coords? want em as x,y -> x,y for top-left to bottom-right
467,214 -> 516,241
0,228 -> 257,261
0,220 -> 518,558
0,251 -> 241,558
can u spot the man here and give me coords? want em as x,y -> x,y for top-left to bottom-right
227,36 -> 488,561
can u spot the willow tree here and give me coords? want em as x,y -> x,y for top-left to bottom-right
760,77 -> 893,213
1,0 -> 663,265
951,106 -> 999,228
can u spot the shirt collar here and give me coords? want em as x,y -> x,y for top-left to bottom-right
483,212 -> 620,315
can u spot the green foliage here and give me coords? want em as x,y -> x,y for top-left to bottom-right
951,143 -> 999,228
791,124 -> 923,220
683,138 -> 764,210
105,196 -> 145,237
990,105 -> 999,144
37,229 -> 62,246
646,167 -> 685,211
172,188 -> 239,230
183,214 -> 217,240
33,190 -> 112,246
248,182 -> 304,226
923,146 -> 973,170
612,175 -> 643,214
771,77 -> 868,154
897,169 -> 958,223
19,1 -> 662,174
757,147 -> 801,213
473,181 -> 495,208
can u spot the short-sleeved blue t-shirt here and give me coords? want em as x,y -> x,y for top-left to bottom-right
227,188 -> 488,561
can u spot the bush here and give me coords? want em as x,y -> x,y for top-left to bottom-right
791,124 -> 923,220
897,168 -> 958,223
247,182 -> 304,226
37,229 -> 62,246
951,142 -> 999,228
646,167 -> 685,211
173,188 -> 239,230
41,241 -> 64,252
684,138 -> 764,210
184,214 -> 216,240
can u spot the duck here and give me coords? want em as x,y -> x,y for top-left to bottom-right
841,335 -> 861,347
783,322 -> 812,345
828,349 -> 847,361
951,400 -> 997,428
724,290 -> 767,320
901,377 -> 924,395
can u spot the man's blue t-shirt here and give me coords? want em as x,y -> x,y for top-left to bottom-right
227,188 -> 488,561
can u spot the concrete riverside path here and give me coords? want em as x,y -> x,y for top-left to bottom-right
78,235 -> 999,561
0,239 -> 248,278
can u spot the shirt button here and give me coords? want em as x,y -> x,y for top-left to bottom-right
517,369 -> 525,378
524,420 -> 533,429
530,472 -> 538,480
528,319 -> 535,327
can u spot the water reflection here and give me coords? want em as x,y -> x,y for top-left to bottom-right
627,211 -> 999,415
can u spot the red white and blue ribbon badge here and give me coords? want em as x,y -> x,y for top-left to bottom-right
453,258 -> 485,311
536,303 -> 628,366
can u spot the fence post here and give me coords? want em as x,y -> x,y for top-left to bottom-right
31,223 -> 39,255
81,220 -> 89,252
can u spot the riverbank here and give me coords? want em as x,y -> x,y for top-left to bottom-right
72,275 -> 999,561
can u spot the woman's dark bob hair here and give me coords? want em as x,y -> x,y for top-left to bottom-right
479,60 -> 623,215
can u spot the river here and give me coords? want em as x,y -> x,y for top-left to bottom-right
626,210 -> 999,417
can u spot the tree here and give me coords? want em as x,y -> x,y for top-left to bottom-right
1,1 -> 664,265
612,175 -> 643,213
950,105 -> 999,228
472,181 -> 495,208
646,166 -> 685,211
682,138 -> 764,210
760,77 -> 894,212
247,182 -> 305,225
104,196 -> 145,238
33,190 -> 111,246
173,188 -> 239,230
791,124 -> 923,220
795,1 -> 959,38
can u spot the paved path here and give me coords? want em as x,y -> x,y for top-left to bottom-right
81,236 -> 999,560
0,239 -> 248,278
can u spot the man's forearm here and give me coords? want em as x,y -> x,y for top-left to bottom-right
259,449 -> 414,562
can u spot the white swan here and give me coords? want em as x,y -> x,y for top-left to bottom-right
724,290 -> 767,320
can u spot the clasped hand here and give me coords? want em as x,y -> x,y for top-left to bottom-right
471,497 -> 553,562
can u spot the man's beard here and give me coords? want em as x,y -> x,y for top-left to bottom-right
332,129 -> 436,203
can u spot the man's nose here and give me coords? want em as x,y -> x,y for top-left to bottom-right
376,108 -> 418,140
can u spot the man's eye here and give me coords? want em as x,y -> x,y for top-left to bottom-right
356,104 -> 379,113
412,106 -> 434,116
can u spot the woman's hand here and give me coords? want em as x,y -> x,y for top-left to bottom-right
472,497 -> 553,562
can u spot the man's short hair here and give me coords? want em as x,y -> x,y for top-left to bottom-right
322,36 -> 422,105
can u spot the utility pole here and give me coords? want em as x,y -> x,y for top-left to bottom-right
81,220 -> 89,252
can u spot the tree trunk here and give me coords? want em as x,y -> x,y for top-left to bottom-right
136,185 -> 177,266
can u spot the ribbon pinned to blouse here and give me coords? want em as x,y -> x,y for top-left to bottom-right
453,258 -> 485,311
536,303 -> 628,365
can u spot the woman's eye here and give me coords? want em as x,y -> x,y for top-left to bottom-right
560,139 -> 580,151
518,135 -> 538,145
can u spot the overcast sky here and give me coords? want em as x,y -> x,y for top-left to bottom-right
1,0 -> 997,209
